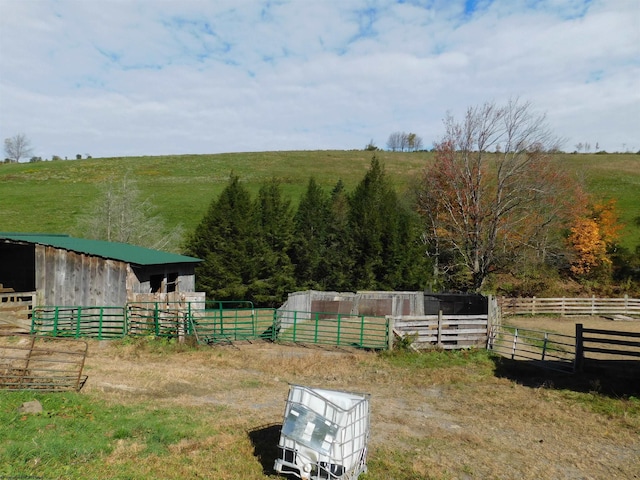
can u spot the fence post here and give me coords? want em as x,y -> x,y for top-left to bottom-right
75,307 -> 82,338
532,296 -> 536,315
313,312 -> 319,344
591,295 -> 596,316
336,314 -> 342,346
575,323 -> 584,373
154,302 -> 160,336
53,307 -> 59,336
542,333 -> 548,361
387,316 -> 394,351
98,307 -> 104,340
624,294 -> 629,315
437,310 -> 443,347
292,311 -> 298,342
511,328 -> 519,360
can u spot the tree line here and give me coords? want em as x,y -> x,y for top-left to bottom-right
182,100 -> 637,304
70,99 -> 638,303
183,157 -> 430,306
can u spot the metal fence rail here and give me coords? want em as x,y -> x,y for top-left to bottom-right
32,306 -> 127,339
0,334 -> 88,391
275,309 -> 389,349
488,325 -> 576,373
30,302 -> 390,350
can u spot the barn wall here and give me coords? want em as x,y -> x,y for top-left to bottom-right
129,265 -> 196,295
36,245 -> 128,306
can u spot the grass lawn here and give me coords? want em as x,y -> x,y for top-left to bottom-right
1,151 -> 638,251
1,336 -> 638,479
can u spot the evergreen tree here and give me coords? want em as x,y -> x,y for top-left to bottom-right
184,175 -> 255,301
348,156 -> 428,290
248,179 -> 296,306
290,178 -> 332,289
323,179 -> 356,291
348,156 -> 388,289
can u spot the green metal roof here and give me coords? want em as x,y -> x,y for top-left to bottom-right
0,233 -> 201,266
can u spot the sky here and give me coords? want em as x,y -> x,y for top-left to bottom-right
0,0 -> 639,160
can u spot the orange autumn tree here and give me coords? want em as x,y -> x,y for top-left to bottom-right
567,199 -> 623,276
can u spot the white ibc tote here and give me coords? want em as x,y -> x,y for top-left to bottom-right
274,384 -> 371,480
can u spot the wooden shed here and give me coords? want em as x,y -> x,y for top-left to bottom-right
0,233 -> 202,307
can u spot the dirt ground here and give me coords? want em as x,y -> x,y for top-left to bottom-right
76,316 -> 640,480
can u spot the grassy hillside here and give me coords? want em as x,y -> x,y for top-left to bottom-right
1,151 -> 638,250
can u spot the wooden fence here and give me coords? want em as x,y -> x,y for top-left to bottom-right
0,292 -> 35,333
499,296 -> 640,317
489,323 -> 640,375
575,323 -> 640,374
391,313 -> 488,350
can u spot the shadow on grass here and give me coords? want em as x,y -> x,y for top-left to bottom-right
491,356 -> 640,397
248,423 -> 282,476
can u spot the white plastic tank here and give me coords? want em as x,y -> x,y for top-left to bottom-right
274,384 -> 371,480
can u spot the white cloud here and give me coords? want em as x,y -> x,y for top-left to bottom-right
0,0 -> 638,158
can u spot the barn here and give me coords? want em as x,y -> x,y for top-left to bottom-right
0,232 -> 202,308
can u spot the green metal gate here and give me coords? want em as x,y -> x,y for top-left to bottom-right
31,302 -> 390,350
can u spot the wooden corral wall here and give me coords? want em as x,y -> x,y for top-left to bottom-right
36,245 -> 128,306
392,313 -> 488,350
282,290 -> 425,317
0,292 -> 35,333
499,296 -> 640,317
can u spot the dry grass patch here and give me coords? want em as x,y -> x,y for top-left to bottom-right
2,337 -> 638,479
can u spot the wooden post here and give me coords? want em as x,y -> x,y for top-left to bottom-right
387,316 -> 394,351
437,310 -> 443,347
575,323 -> 584,373
532,296 -> 536,315
624,294 -> 629,315
511,328 -> 518,360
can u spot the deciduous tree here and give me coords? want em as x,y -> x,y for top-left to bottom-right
4,133 -> 33,163
386,132 -> 403,152
76,174 -> 184,251
416,99 -> 581,291
567,199 -> 623,276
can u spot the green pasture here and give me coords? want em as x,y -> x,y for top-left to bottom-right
0,151 -> 638,250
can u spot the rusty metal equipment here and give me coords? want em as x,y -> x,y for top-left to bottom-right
0,333 -> 88,392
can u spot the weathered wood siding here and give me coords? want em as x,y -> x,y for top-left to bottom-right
0,292 -> 35,333
36,245 -> 128,306
128,266 -> 196,295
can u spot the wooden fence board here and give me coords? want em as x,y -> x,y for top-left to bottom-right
500,296 -> 640,316
392,313 -> 488,350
